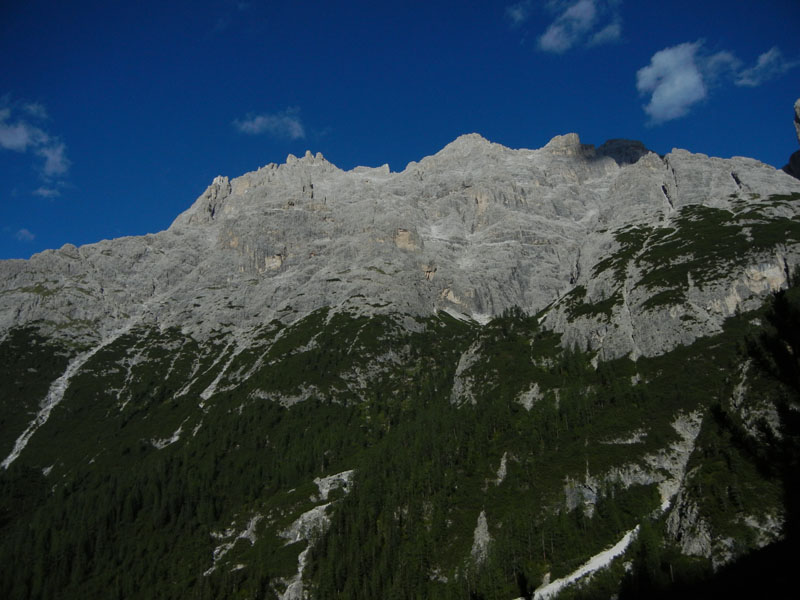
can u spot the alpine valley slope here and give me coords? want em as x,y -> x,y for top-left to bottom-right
1,119 -> 800,599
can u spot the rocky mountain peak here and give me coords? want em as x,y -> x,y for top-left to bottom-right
542,131 -> 579,149
794,97 -> 800,143
441,132 -> 493,150
287,150 -> 329,166
423,133 -> 501,162
783,97 -> 800,179
596,138 -> 652,165
541,132 -> 597,158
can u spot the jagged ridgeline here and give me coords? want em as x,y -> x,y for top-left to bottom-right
1,125 -> 800,599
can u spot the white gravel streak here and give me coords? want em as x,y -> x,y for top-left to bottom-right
2,324 -> 133,469
531,526 -> 639,600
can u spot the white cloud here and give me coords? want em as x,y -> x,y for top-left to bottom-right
33,186 -> 60,198
15,228 -> 35,242
23,102 -> 48,119
0,101 -> 69,179
537,0 -> 622,53
636,41 -> 707,124
637,41 -> 799,124
505,1 -> 533,26
702,50 -> 741,83
0,117 -> 47,152
735,47 -> 799,87
539,0 -> 596,52
233,109 -> 305,139
38,142 -> 70,176
588,20 -> 621,46
0,120 -> 36,151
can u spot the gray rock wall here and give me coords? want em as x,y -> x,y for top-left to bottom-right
2,132 -> 799,358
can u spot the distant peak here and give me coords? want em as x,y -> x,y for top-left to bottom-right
596,139 -> 652,166
432,134 -> 501,160
286,150 -> 329,166
544,132 -> 582,149
542,132 -> 594,157
437,133 -> 494,153
451,133 -> 491,145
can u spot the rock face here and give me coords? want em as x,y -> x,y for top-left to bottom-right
788,152 -> 800,179
783,98 -> 800,179
2,131 -> 799,360
795,98 -> 800,144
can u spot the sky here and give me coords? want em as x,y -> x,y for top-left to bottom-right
1,0 -> 798,259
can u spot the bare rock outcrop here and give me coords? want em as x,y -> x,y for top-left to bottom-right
795,97 -> 800,143
782,98 -> 800,179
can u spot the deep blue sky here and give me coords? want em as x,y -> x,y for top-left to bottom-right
1,0 -> 799,258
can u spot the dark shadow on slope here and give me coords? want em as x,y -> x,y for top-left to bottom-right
621,271 -> 800,599
620,538 -> 797,600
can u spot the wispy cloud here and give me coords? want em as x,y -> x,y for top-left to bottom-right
38,142 -> 70,176
23,102 -> 48,119
33,186 -> 60,198
0,100 -> 70,181
0,114 -> 47,151
637,42 -> 799,124
539,0 -> 596,53
505,0 -> 533,26
537,0 -> 622,53
703,50 -> 741,82
233,108 -> 305,139
735,47 -> 799,87
588,20 -> 621,46
14,228 -> 35,242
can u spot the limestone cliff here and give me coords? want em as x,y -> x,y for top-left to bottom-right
2,130 -> 799,361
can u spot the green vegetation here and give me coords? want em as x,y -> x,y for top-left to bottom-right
640,288 -> 686,312
562,286 -> 622,321
0,326 -> 71,459
0,269 -> 796,599
586,194 -> 800,313
592,225 -> 653,284
633,203 -> 800,293
7,283 -> 61,297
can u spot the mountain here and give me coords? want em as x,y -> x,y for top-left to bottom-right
782,98 -> 800,178
1,106 -> 800,599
